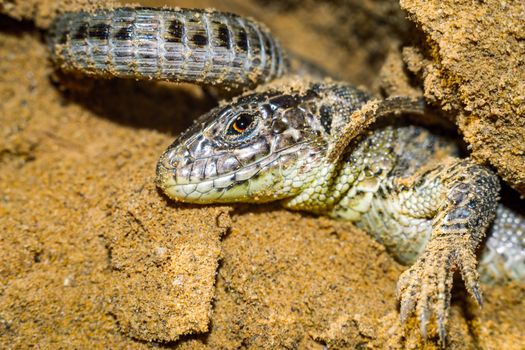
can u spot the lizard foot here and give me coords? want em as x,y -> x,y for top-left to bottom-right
396,237 -> 482,345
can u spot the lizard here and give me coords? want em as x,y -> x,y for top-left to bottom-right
46,6 -> 525,346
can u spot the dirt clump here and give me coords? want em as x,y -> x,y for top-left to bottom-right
400,0 -> 525,196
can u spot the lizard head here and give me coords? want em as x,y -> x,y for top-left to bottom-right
156,79 -> 369,203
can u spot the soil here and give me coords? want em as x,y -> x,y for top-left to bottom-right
400,0 -> 525,196
1,0 -> 524,349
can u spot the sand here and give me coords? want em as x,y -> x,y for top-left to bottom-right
1,0 -> 524,349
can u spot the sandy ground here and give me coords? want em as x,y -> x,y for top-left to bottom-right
1,0 -> 524,349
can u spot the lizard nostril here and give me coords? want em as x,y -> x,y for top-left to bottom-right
168,154 -> 178,168
155,161 -> 175,189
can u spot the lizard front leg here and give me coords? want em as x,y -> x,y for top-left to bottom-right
396,159 -> 500,343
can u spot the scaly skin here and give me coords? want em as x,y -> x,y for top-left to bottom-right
156,80 -> 525,345
47,7 -> 288,88
47,7 -> 525,346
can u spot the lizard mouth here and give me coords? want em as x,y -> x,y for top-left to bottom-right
156,151 -> 280,203
156,142 -> 310,203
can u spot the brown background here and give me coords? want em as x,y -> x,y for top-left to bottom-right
1,0 -> 524,349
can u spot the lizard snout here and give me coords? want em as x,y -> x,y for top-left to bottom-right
156,143 -> 248,202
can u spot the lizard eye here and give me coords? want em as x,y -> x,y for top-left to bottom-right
226,113 -> 257,136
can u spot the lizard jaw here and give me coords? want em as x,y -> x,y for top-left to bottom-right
156,141 -> 320,204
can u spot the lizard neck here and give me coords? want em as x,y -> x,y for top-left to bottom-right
282,149 -> 365,215
282,126 -> 399,215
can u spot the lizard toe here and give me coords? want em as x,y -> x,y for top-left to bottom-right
458,246 -> 483,306
397,241 -> 461,344
397,265 -> 420,324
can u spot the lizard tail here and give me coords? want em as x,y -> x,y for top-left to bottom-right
479,204 -> 525,283
47,7 -> 289,89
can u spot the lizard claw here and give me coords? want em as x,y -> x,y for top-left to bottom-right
396,239 -> 480,345
471,284 -> 483,306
